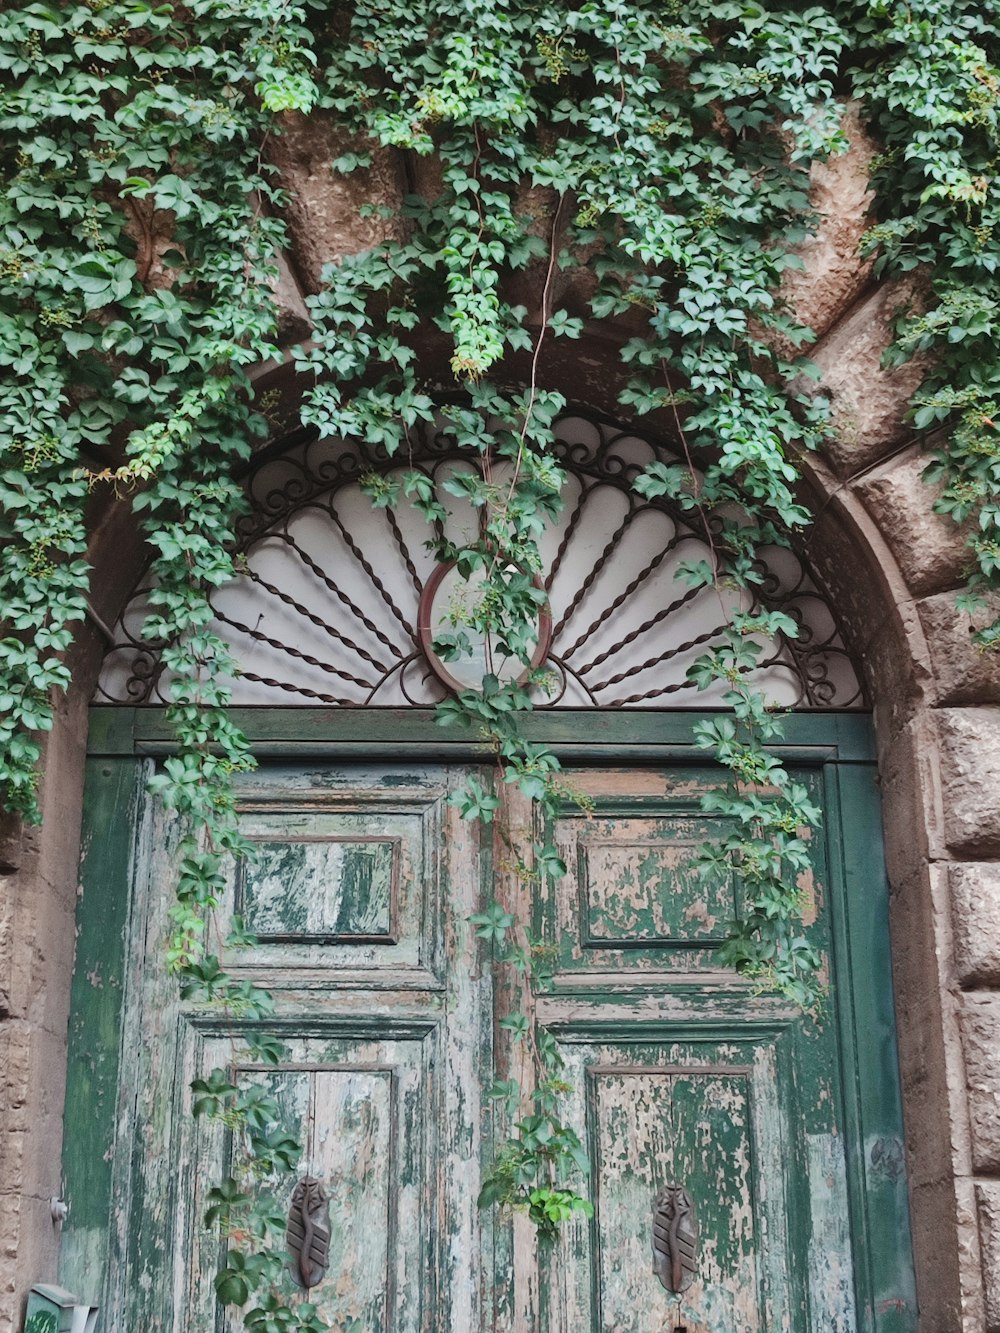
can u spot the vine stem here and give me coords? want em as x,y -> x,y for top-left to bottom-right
491,190 -> 567,578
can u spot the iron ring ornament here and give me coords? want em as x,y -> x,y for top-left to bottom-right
417,558 -> 553,694
93,409 -> 865,711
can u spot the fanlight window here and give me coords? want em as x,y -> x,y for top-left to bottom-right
95,412 -> 864,710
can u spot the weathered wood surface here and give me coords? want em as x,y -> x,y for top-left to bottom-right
86,706 -> 880,762
542,768 -> 739,979
241,836 -> 398,939
81,766 -> 490,1330
62,752 -> 917,1331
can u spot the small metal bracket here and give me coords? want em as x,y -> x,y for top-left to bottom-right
25,1283 -> 98,1333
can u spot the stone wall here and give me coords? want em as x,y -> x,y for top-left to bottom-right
790,115 -> 1000,1328
0,697 -> 89,1324
2,101 -> 1000,1331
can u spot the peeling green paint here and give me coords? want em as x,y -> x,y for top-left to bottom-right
63,724 -> 915,1331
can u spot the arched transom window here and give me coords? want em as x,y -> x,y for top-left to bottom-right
96,411 -> 863,709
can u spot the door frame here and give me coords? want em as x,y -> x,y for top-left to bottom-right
61,706 -> 916,1331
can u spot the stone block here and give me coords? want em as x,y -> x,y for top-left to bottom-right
937,709 -> 1000,856
0,1190 -> 60,1333
880,715 -> 937,888
959,994 -> 1000,1173
907,1179 -> 965,1331
951,864 -> 1000,986
271,247 -> 311,344
809,276 -> 931,476
956,1174 -> 990,1332
886,863 -> 963,1191
780,102 -> 877,342
266,111 -> 404,292
0,814 -> 20,875
855,446 -> 970,597
978,1181 -> 1000,1331
34,703 -> 88,904
917,590 -> 1000,705
2,897 -> 44,1032
123,201 -> 183,292
0,1019 -> 31,1128
796,494 -> 927,731
0,1184 -> 19,1263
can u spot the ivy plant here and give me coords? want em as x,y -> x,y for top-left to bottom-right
3,0 -> 1000,1326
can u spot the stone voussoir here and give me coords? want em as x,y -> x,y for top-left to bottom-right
779,101 -> 878,344
810,275 -> 931,477
265,110 -> 405,294
854,445 -> 970,598
0,814 -> 21,876
271,246 -> 312,344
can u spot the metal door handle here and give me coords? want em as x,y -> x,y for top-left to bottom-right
286,1176 -> 331,1289
652,1183 -> 698,1294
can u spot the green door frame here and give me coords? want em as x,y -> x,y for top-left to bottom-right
62,707 -> 917,1330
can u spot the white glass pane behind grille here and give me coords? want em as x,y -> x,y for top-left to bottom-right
95,414 -> 863,709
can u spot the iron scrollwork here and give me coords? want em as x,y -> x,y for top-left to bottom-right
94,410 -> 865,711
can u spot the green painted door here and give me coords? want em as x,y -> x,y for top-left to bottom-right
61,714 -> 916,1332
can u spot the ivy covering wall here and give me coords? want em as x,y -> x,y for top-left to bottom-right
2,1 -> 999,1325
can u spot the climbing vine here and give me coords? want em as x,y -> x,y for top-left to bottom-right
3,0 -> 1000,1325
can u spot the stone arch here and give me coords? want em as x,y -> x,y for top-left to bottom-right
3,104 -> 1000,1333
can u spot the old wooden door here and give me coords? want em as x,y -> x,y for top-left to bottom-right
61,711 -> 916,1332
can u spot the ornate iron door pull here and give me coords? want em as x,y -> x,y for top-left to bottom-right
652,1183 -> 698,1294
286,1176 -> 331,1289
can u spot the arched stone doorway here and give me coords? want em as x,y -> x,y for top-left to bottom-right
52,408 -> 916,1330
3,171 -> 1000,1330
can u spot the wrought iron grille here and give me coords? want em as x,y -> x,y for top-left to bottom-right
95,411 -> 864,709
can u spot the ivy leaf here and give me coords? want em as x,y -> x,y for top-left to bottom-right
470,902 -> 515,943
67,255 -> 137,310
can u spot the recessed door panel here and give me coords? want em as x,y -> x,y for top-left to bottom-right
539,770 -> 740,981
540,1036 -> 802,1333
240,837 -> 399,939
182,1030 -> 439,1333
591,1061 -> 765,1331
221,772 -> 449,986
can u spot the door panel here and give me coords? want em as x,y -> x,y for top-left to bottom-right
538,770 -> 741,979
584,1052 -> 780,1332
227,780 -> 446,987
526,767 -> 882,1333
188,1031 -> 440,1333
241,837 -> 398,938
540,1034 -> 819,1333
89,763 -> 489,1332
63,728 -> 916,1332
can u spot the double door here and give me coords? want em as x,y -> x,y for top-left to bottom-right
61,726 -> 916,1331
